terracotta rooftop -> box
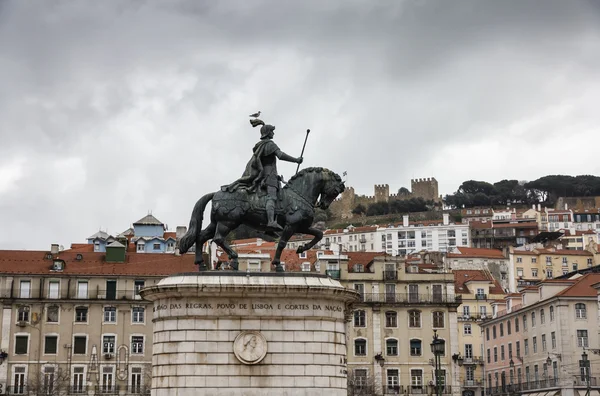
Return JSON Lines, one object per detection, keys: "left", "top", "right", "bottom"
{"left": 555, "top": 274, "right": 600, "bottom": 298}
{"left": 0, "top": 249, "right": 196, "bottom": 276}
{"left": 454, "top": 270, "right": 504, "bottom": 295}
{"left": 447, "top": 247, "right": 505, "bottom": 259}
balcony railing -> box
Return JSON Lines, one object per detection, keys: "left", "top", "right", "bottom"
{"left": 326, "top": 270, "right": 341, "bottom": 279}
{"left": 458, "top": 313, "right": 489, "bottom": 321}
{"left": 475, "top": 294, "right": 487, "bottom": 300}
{"left": 463, "top": 379, "right": 484, "bottom": 387}
{"left": 489, "top": 378, "right": 562, "bottom": 394}
{"left": 384, "top": 270, "right": 398, "bottom": 281}
{"left": 360, "top": 293, "right": 461, "bottom": 304}
{"left": 462, "top": 356, "right": 484, "bottom": 365}
{"left": 383, "top": 385, "right": 403, "bottom": 394}
{"left": 95, "top": 385, "right": 120, "bottom": 394}
{"left": 1, "top": 288, "right": 145, "bottom": 301}
{"left": 574, "top": 376, "right": 598, "bottom": 386}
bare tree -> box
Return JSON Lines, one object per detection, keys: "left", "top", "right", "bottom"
{"left": 27, "top": 365, "right": 70, "bottom": 396}
{"left": 347, "top": 369, "right": 375, "bottom": 396}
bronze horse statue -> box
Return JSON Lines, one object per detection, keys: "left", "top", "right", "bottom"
{"left": 178, "top": 167, "right": 345, "bottom": 272}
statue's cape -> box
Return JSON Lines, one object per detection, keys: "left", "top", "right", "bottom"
{"left": 223, "top": 139, "right": 280, "bottom": 192}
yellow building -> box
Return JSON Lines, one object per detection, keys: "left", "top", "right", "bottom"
{"left": 454, "top": 270, "right": 506, "bottom": 396}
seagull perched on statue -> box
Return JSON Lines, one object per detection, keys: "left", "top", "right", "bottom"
{"left": 249, "top": 111, "right": 261, "bottom": 118}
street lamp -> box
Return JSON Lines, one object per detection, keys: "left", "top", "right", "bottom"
{"left": 431, "top": 330, "right": 446, "bottom": 396}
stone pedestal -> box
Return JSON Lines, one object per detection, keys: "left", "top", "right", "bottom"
{"left": 140, "top": 272, "right": 359, "bottom": 396}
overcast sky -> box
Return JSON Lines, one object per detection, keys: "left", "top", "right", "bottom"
{"left": 1, "top": 0, "right": 600, "bottom": 250}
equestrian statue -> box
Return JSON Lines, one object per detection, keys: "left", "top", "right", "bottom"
{"left": 178, "top": 117, "right": 345, "bottom": 272}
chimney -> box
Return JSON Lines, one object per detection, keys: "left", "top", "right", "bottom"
{"left": 50, "top": 244, "right": 59, "bottom": 254}
{"left": 537, "top": 204, "right": 541, "bottom": 211}
{"left": 443, "top": 213, "right": 449, "bottom": 225}
{"left": 403, "top": 215, "right": 409, "bottom": 227}
{"left": 176, "top": 226, "right": 187, "bottom": 240}
{"left": 532, "top": 204, "right": 535, "bottom": 210}
{"left": 565, "top": 203, "right": 568, "bottom": 210}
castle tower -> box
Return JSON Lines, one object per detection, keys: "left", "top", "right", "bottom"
{"left": 410, "top": 177, "right": 440, "bottom": 202}
{"left": 374, "top": 184, "right": 390, "bottom": 203}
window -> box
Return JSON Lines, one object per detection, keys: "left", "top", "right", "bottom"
{"left": 523, "top": 315, "right": 527, "bottom": 330}
{"left": 48, "top": 281, "right": 59, "bottom": 299}
{"left": 507, "top": 320, "right": 512, "bottom": 335}
{"left": 153, "top": 243, "right": 160, "bottom": 250}
{"left": 546, "top": 268, "right": 553, "bottom": 278}
{"left": 542, "top": 334, "right": 547, "bottom": 351}
{"left": 354, "top": 339, "right": 366, "bottom": 356}
{"left": 501, "top": 345, "right": 505, "bottom": 360}
{"left": 137, "top": 242, "right": 145, "bottom": 252}
{"left": 549, "top": 306, "right": 554, "bottom": 321}
{"left": 410, "top": 339, "right": 422, "bottom": 356}
{"left": 411, "top": 369, "right": 423, "bottom": 387}
{"left": 102, "top": 366, "right": 114, "bottom": 393}
{"left": 487, "top": 348, "right": 490, "bottom": 363}
{"left": 517, "top": 257, "right": 523, "bottom": 263}
{"left": 493, "top": 326, "right": 497, "bottom": 339}
{"left": 73, "top": 336, "right": 87, "bottom": 354}
{"left": 464, "top": 323, "right": 472, "bottom": 335}
{"left": 551, "top": 332, "right": 556, "bottom": 349}
{"left": 387, "top": 369, "right": 399, "bottom": 388}
{"left": 465, "top": 344, "right": 473, "bottom": 358}
{"left": 463, "top": 305, "right": 470, "bottom": 317}
{"left": 515, "top": 317, "right": 519, "bottom": 332}
{"left": 131, "top": 367, "right": 143, "bottom": 394}
{"left": 43, "top": 366, "right": 55, "bottom": 395}
{"left": 77, "top": 281, "right": 88, "bottom": 299}
{"left": 353, "top": 264, "right": 364, "bottom": 272}
{"left": 517, "top": 268, "right": 524, "bottom": 277}
{"left": 104, "top": 307, "right": 116, "bottom": 323}
{"left": 301, "top": 262, "right": 311, "bottom": 272}
{"left": 409, "top": 310, "right": 421, "bottom": 327}
{"left": 131, "top": 336, "right": 144, "bottom": 354}
{"left": 546, "top": 256, "right": 552, "bottom": 264}
{"left": 247, "top": 261, "right": 261, "bottom": 272}
{"left": 524, "top": 339, "right": 529, "bottom": 355}
{"left": 134, "top": 280, "right": 145, "bottom": 296}
{"left": 587, "top": 258, "right": 593, "bottom": 266}
{"left": 17, "top": 306, "right": 30, "bottom": 322}
{"left": 385, "top": 311, "right": 397, "bottom": 328}
{"left": 493, "top": 347, "right": 497, "bottom": 362}
{"left": 532, "top": 268, "right": 538, "bottom": 277}
{"left": 508, "top": 343, "right": 513, "bottom": 359}
{"left": 486, "top": 328, "right": 490, "bottom": 341}
{"left": 386, "top": 339, "right": 398, "bottom": 356}
{"left": 103, "top": 335, "right": 116, "bottom": 354}
{"left": 532, "top": 257, "right": 537, "bottom": 263}
{"left": 44, "top": 335, "right": 58, "bottom": 354}
{"left": 132, "top": 307, "right": 145, "bottom": 323}
{"left": 354, "top": 369, "right": 368, "bottom": 388}
{"left": 533, "top": 336, "right": 537, "bottom": 353}
{"left": 577, "top": 330, "right": 588, "bottom": 347}
{"left": 540, "top": 309, "right": 545, "bottom": 324}
{"left": 575, "top": 303, "right": 587, "bottom": 319}
{"left": 500, "top": 323, "right": 504, "bottom": 337}
{"left": 19, "top": 280, "right": 31, "bottom": 298}
{"left": 531, "top": 312, "right": 536, "bottom": 327}
{"left": 516, "top": 341, "right": 521, "bottom": 358}
{"left": 15, "top": 335, "right": 28, "bottom": 354}
{"left": 75, "top": 306, "right": 88, "bottom": 322}
{"left": 73, "top": 367, "right": 85, "bottom": 394}
{"left": 433, "top": 311, "right": 444, "bottom": 328}
{"left": 13, "top": 366, "right": 26, "bottom": 395}
{"left": 37, "top": 308, "right": 54, "bottom": 327}
{"left": 354, "top": 310, "right": 366, "bottom": 327}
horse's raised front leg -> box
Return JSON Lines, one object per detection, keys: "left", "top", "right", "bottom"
{"left": 194, "top": 222, "right": 217, "bottom": 271}
{"left": 212, "top": 221, "right": 239, "bottom": 270}
{"left": 273, "top": 225, "right": 295, "bottom": 273}
{"left": 296, "top": 226, "right": 324, "bottom": 254}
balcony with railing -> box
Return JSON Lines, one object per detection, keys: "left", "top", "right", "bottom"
{"left": 384, "top": 270, "right": 398, "bottom": 281}
{"left": 360, "top": 293, "right": 461, "bottom": 305}
{"left": 475, "top": 293, "right": 487, "bottom": 300}
{"left": 325, "top": 270, "right": 341, "bottom": 279}
{"left": 462, "top": 356, "right": 484, "bottom": 365}
{"left": 1, "top": 288, "right": 145, "bottom": 301}
{"left": 488, "top": 378, "right": 562, "bottom": 395}
{"left": 458, "top": 313, "right": 489, "bottom": 322}
{"left": 462, "top": 379, "right": 484, "bottom": 388}
{"left": 574, "top": 376, "right": 598, "bottom": 386}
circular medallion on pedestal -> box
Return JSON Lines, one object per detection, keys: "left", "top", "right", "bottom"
{"left": 233, "top": 331, "right": 268, "bottom": 365}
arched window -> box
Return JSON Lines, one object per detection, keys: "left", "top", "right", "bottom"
{"left": 409, "top": 310, "right": 421, "bottom": 328}
{"left": 486, "top": 328, "right": 490, "bottom": 341}
{"left": 410, "top": 339, "right": 422, "bottom": 356}
{"left": 575, "top": 303, "right": 587, "bottom": 319}
{"left": 549, "top": 306, "right": 555, "bottom": 321}
{"left": 540, "top": 309, "right": 545, "bottom": 324}
{"left": 507, "top": 320, "right": 512, "bottom": 335}
{"left": 514, "top": 317, "right": 519, "bottom": 332}
{"left": 386, "top": 339, "right": 398, "bottom": 356}
{"left": 433, "top": 311, "right": 445, "bottom": 328}
{"left": 385, "top": 311, "right": 397, "bottom": 328}
{"left": 492, "top": 325, "right": 497, "bottom": 339}
{"left": 354, "top": 310, "right": 366, "bottom": 327}
{"left": 500, "top": 323, "right": 504, "bottom": 337}
{"left": 354, "top": 338, "right": 367, "bottom": 356}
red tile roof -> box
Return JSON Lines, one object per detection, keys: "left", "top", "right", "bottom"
{"left": 454, "top": 270, "right": 504, "bottom": 295}
{"left": 447, "top": 247, "right": 505, "bottom": 259}
{"left": 163, "top": 232, "right": 176, "bottom": 240}
{"left": 555, "top": 274, "right": 600, "bottom": 298}
{"left": 69, "top": 244, "right": 95, "bottom": 252}
{"left": 0, "top": 250, "right": 197, "bottom": 276}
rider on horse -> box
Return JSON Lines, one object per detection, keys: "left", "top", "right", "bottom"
{"left": 224, "top": 119, "right": 303, "bottom": 231}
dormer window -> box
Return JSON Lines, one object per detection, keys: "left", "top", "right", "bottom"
{"left": 52, "top": 261, "right": 64, "bottom": 271}
{"left": 46, "top": 253, "right": 53, "bottom": 260}
{"left": 153, "top": 243, "right": 161, "bottom": 251}
{"left": 94, "top": 242, "right": 100, "bottom": 251}
{"left": 76, "top": 254, "right": 83, "bottom": 261}
{"left": 299, "top": 251, "right": 307, "bottom": 259}
{"left": 137, "top": 242, "right": 145, "bottom": 252}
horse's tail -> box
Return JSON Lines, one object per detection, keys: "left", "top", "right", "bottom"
{"left": 178, "top": 192, "right": 215, "bottom": 254}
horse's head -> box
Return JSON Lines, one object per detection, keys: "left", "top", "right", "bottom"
{"left": 317, "top": 170, "right": 345, "bottom": 210}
